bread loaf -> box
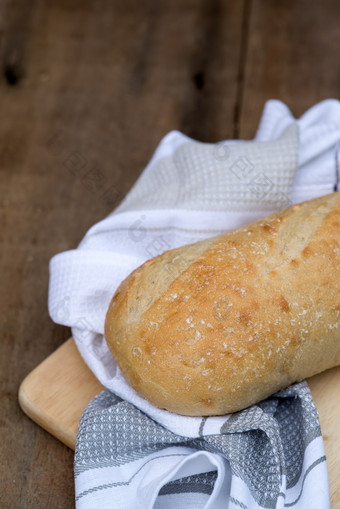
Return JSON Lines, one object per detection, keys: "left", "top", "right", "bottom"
{"left": 105, "top": 192, "right": 340, "bottom": 416}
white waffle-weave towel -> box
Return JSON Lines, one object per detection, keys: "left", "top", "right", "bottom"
{"left": 49, "top": 99, "right": 340, "bottom": 508}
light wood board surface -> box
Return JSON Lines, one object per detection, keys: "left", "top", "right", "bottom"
{"left": 19, "top": 338, "right": 103, "bottom": 450}
{"left": 18, "top": 337, "right": 339, "bottom": 506}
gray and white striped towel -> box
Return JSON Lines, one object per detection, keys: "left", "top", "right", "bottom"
{"left": 75, "top": 383, "right": 328, "bottom": 508}
{"left": 49, "top": 99, "right": 340, "bottom": 508}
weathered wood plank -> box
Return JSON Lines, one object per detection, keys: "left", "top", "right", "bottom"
{"left": 0, "top": 1, "right": 244, "bottom": 506}
{"left": 239, "top": 0, "right": 340, "bottom": 138}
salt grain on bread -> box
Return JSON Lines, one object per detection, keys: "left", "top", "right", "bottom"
{"left": 105, "top": 192, "right": 340, "bottom": 416}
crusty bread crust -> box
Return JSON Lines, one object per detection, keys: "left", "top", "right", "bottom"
{"left": 105, "top": 192, "right": 340, "bottom": 416}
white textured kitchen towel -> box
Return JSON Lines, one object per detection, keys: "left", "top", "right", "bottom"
{"left": 49, "top": 99, "right": 339, "bottom": 508}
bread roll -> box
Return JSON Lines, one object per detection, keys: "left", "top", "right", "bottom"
{"left": 105, "top": 192, "right": 340, "bottom": 416}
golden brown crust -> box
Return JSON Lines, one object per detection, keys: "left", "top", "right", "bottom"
{"left": 105, "top": 192, "right": 340, "bottom": 416}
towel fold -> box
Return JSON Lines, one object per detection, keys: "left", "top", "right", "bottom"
{"left": 49, "top": 99, "right": 340, "bottom": 508}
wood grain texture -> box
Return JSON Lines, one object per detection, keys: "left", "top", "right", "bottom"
{"left": 309, "top": 370, "right": 340, "bottom": 507}
{"left": 239, "top": 0, "right": 340, "bottom": 138}
{"left": 0, "top": 1, "right": 244, "bottom": 507}
{"left": 18, "top": 339, "right": 103, "bottom": 451}
{"left": 1, "top": 0, "right": 340, "bottom": 507}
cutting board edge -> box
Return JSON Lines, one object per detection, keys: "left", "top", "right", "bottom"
{"left": 19, "top": 374, "right": 77, "bottom": 450}
{"left": 17, "top": 338, "right": 340, "bottom": 506}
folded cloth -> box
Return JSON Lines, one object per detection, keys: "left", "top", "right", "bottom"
{"left": 74, "top": 383, "right": 328, "bottom": 509}
{"left": 48, "top": 99, "right": 340, "bottom": 508}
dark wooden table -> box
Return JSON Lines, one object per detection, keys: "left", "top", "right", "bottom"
{"left": 1, "top": 1, "right": 339, "bottom": 506}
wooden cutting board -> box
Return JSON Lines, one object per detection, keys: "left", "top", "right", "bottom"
{"left": 18, "top": 338, "right": 340, "bottom": 506}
